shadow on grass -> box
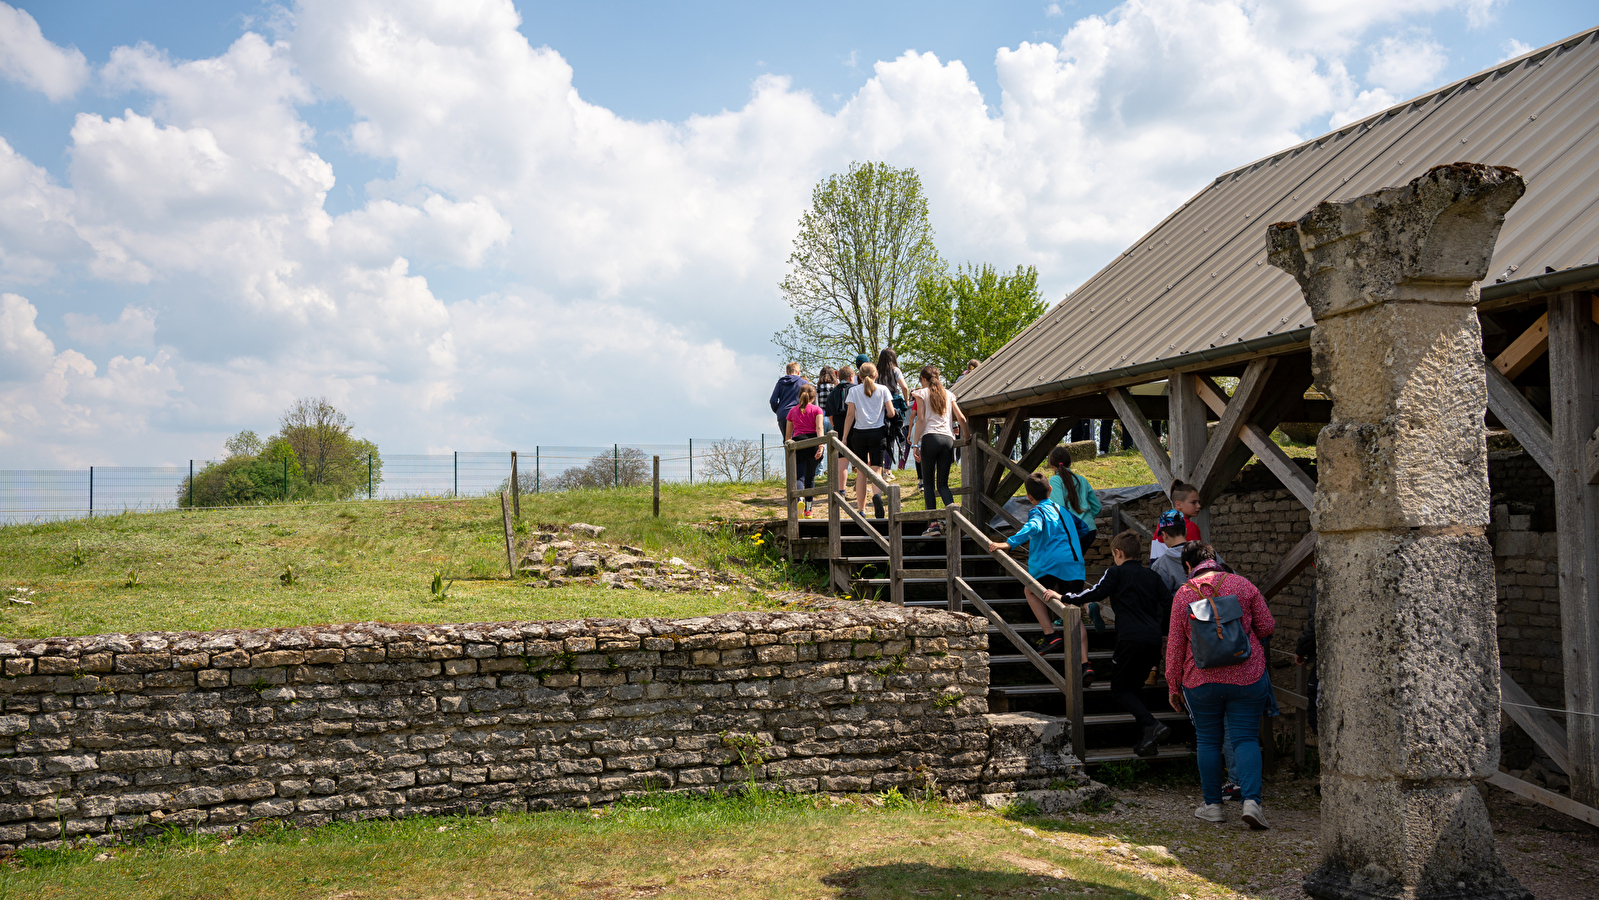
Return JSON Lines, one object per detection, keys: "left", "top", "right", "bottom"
{"left": 822, "top": 861, "right": 1163, "bottom": 898}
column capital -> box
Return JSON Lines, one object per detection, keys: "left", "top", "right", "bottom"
{"left": 1268, "top": 163, "right": 1525, "bottom": 320}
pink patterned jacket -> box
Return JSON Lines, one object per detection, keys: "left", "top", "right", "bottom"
{"left": 1164, "top": 561, "right": 1275, "bottom": 691}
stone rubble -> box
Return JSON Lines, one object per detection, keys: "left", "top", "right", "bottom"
{"left": 516, "top": 526, "right": 757, "bottom": 595}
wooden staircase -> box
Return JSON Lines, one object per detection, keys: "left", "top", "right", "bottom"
{"left": 782, "top": 435, "right": 1193, "bottom": 767}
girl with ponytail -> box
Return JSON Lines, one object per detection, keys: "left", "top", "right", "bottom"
{"left": 841, "top": 362, "right": 896, "bottom": 518}
{"left": 910, "top": 366, "right": 966, "bottom": 525}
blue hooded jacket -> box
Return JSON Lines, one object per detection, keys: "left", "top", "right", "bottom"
{"left": 1006, "top": 499, "right": 1087, "bottom": 583}
{"left": 769, "top": 374, "right": 807, "bottom": 418}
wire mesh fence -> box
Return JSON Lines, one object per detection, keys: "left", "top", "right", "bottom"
{"left": 0, "top": 436, "right": 790, "bottom": 526}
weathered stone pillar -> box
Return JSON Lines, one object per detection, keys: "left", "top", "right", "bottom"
{"left": 1267, "top": 164, "right": 1530, "bottom": 900}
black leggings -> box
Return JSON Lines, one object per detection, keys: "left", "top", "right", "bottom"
{"left": 920, "top": 433, "right": 956, "bottom": 509}
{"left": 792, "top": 444, "right": 817, "bottom": 494}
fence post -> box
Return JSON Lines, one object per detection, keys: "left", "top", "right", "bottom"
{"left": 614, "top": 444, "right": 620, "bottom": 488}
{"left": 535, "top": 446, "right": 540, "bottom": 493}
{"left": 688, "top": 439, "right": 693, "bottom": 484}
{"left": 500, "top": 491, "right": 517, "bottom": 579}
{"left": 761, "top": 434, "right": 766, "bottom": 481}
{"left": 88, "top": 466, "right": 94, "bottom": 518}
{"left": 510, "top": 451, "right": 520, "bottom": 519}
{"left": 653, "top": 456, "right": 660, "bottom": 517}
{"left": 189, "top": 460, "right": 194, "bottom": 509}
{"left": 368, "top": 454, "right": 374, "bottom": 500}
{"left": 453, "top": 451, "right": 458, "bottom": 498}
{"left": 283, "top": 458, "right": 288, "bottom": 501}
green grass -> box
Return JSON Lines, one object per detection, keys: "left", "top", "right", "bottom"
{"left": 0, "top": 791, "right": 1229, "bottom": 900}
{"left": 0, "top": 481, "right": 809, "bottom": 640}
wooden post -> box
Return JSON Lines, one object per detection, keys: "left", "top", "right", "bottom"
{"left": 1548, "top": 290, "right": 1599, "bottom": 808}
{"left": 510, "top": 451, "right": 520, "bottom": 520}
{"left": 1062, "top": 605, "right": 1085, "bottom": 762}
{"left": 946, "top": 504, "right": 962, "bottom": 612}
{"left": 652, "top": 455, "right": 660, "bottom": 517}
{"left": 1168, "top": 373, "right": 1212, "bottom": 539}
{"left": 888, "top": 484, "right": 904, "bottom": 606}
{"left": 963, "top": 417, "right": 987, "bottom": 512}
{"left": 784, "top": 438, "right": 798, "bottom": 543}
{"left": 827, "top": 434, "right": 844, "bottom": 593}
{"left": 500, "top": 491, "right": 517, "bottom": 579}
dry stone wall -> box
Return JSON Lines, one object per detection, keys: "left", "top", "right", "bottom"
{"left": 0, "top": 608, "right": 990, "bottom": 851}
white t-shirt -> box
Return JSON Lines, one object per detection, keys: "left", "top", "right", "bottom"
{"left": 913, "top": 387, "right": 955, "bottom": 439}
{"left": 847, "top": 382, "right": 892, "bottom": 430}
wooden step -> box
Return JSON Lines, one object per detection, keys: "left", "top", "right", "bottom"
{"left": 1083, "top": 744, "right": 1194, "bottom": 764}
{"left": 1081, "top": 711, "right": 1189, "bottom": 726}
{"left": 988, "top": 680, "right": 1167, "bottom": 696}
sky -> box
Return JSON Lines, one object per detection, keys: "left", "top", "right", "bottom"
{"left": 0, "top": 0, "right": 1593, "bottom": 467}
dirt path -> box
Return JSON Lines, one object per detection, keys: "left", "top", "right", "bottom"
{"left": 1024, "top": 777, "right": 1598, "bottom": 899}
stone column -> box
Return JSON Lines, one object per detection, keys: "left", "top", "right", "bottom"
{"left": 1267, "top": 164, "right": 1530, "bottom": 900}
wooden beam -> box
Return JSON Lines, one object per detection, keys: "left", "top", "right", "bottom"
{"left": 1238, "top": 422, "right": 1316, "bottom": 510}
{"left": 1486, "top": 772, "right": 1599, "bottom": 829}
{"left": 1260, "top": 530, "right": 1317, "bottom": 600}
{"left": 1587, "top": 426, "right": 1599, "bottom": 485}
{"left": 990, "top": 417, "right": 1077, "bottom": 503}
{"left": 1191, "top": 359, "right": 1277, "bottom": 502}
{"left": 1547, "top": 291, "right": 1599, "bottom": 808}
{"left": 1118, "top": 509, "right": 1152, "bottom": 541}
{"left": 986, "top": 414, "right": 1027, "bottom": 496}
{"left": 1106, "top": 386, "right": 1173, "bottom": 492}
{"left": 1197, "top": 364, "right": 1315, "bottom": 504}
{"left": 1500, "top": 669, "right": 1570, "bottom": 776}
{"left": 1492, "top": 312, "right": 1549, "bottom": 379}
{"left": 1167, "top": 373, "right": 1209, "bottom": 483}
{"left": 1486, "top": 363, "right": 1556, "bottom": 477}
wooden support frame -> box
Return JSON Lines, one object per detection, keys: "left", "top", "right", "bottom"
{"left": 1486, "top": 364, "right": 1555, "bottom": 477}
{"left": 1589, "top": 426, "right": 1599, "bottom": 484}
{"left": 1259, "top": 530, "right": 1317, "bottom": 600}
{"left": 989, "top": 417, "right": 1078, "bottom": 504}
{"left": 1193, "top": 372, "right": 1316, "bottom": 510}
{"left": 1106, "top": 386, "right": 1174, "bottom": 491}
{"left": 986, "top": 414, "right": 1027, "bottom": 496}
{"left": 1167, "top": 373, "right": 1209, "bottom": 482}
{"left": 1487, "top": 772, "right": 1599, "bottom": 828}
{"left": 1191, "top": 359, "right": 1277, "bottom": 501}
{"left": 1547, "top": 291, "right": 1599, "bottom": 807}
{"left": 1493, "top": 311, "right": 1549, "bottom": 379}
{"left": 1500, "top": 669, "right": 1570, "bottom": 776}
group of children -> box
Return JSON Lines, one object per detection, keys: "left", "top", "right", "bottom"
{"left": 990, "top": 454, "right": 1214, "bottom": 761}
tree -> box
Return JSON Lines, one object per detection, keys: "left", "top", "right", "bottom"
{"left": 896, "top": 264, "right": 1050, "bottom": 381}
{"left": 177, "top": 399, "right": 383, "bottom": 507}
{"left": 774, "top": 161, "right": 941, "bottom": 369}
{"left": 279, "top": 397, "right": 352, "bottom": 486}
{"left": 699, "top": 439, "right": 767, "bottom": 484}
{"left": 542, "top": 448, "right": 651, "bottom": 492}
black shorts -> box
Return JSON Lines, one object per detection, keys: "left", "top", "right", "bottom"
{"left": 847, "top": 426, "right": 888, "bottom": 467}
{"left": 1037, "top": 575, "right": 1086, "bottom": 596}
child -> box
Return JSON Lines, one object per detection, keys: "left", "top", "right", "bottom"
{"left": 1150, "top": 480, "right": 1204, "bottom": 561}
{"left": 1151, "top": 511, "right": 1190, "bottom": 593}
{"left": 1049, "top": 530, "right": 1176, "bottom": 758}
{"left": 988, "top": 473, "right": 1089, "bottom": 668}
{"left": 1048, "top": 445, "right": 1103, "bottom": 551}
{"left": 784, "top": 385, "right": 825, "bottom": 517}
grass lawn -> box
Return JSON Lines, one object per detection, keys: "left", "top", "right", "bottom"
{"left": 3, "top": 791, "right": 1245, "bottom": 900}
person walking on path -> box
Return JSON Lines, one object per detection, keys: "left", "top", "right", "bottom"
{"left": 876, "top": 349, "right": 913, "bottom": 472}
{"left": 769, "top": 362, "right": 809, "bottom": 439}
{"left": 1166, "top": 541, "right": 1275, "bottom": 830}
{"left": 840, "top": 362, "right": 896, "bottom": 519}
{"left": 910, "top": 365, "right": 966, "bottom": 523}
{"left": 829, "top": 365, "right": 857, "bottom": 488}
{"left": 785, "top": 385, "right": 825, "bottom": 517}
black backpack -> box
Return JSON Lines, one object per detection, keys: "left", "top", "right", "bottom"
{"left": 827, "top": 382, "right": 852, "bottom": 421}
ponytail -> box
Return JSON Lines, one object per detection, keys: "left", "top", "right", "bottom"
{"left": 921, "top": 366, "right": 947, "bottom": 416}
{"left": 859, "top": 363, "right": 878, "bottom": 397}
{"left": 1048, "top": 445, "right": 1082, "bottom": 512}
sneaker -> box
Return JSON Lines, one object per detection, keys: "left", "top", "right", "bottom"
{"left": 1035, "top": 633, "right": 1064, "bottom": 653}
{"left": 1193, "top": 803, "right": 1225, "bottom": 823}
{"left": 1080, "top": 662, "right": 1097, "bottom": 687}
{"left": 1242, "top": 799, "right": 1270, "bottom": 830}
{"left": 1132, "top": 722, "right": 1171, "bottom": 758}
{"left": 1221, "top": 782, "right": 1243, "bottom": 803}
{"left": 873, "top": 495, "right": 885, "bottom": 519}
{"left": 924, "top": 520, "right": 943, "bottom": 537}
{"left": 1086, "top": 602, "right": 1106, "bottom": 633}
{"left": 1145, "top": 667, "right": 1160, "bottom": 686}
{"left": 801, "top": 506, "right": 812, "bottom": 518}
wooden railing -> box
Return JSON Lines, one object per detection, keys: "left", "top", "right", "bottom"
{"left": 783, "top": 432, "right": 900, "bottom": 597}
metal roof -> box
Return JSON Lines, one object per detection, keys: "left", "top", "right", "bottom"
{"left": 957, "top": 26, "right": 1599, "bottom": 414}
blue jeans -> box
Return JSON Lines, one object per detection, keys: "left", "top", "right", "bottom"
{"left": 1184, "top": 677, "right": 1270, "bottom": 805}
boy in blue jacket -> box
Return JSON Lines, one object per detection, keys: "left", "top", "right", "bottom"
{"left": 989, "top": 473, "right": 1091, "bottom": 674}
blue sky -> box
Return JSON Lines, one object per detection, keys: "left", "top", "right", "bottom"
{"left": 0, "top": 0, "right": 1593, "bottom": 466}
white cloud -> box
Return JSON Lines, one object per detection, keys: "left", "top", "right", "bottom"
{"left": 63, "top": 305, "right": 158, "bottom": 346}
{"left": 1500, "top": 38, "right": 1534, "bottom": 61}
{"left": 0, "top": 2, "right": 89, "bottom": 100}
{"left": 0, "top": 0, "right": 1518, "bottom": 465}
{"left": 1366, "top": 34, "right": 1449, "bottom": 95}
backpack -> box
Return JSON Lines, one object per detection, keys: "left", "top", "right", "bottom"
{"left": 827, "top": 382, "right": 852, "bottom": 421}
{"left": 1183, "top": 577, "right": 1252, "bottom": 668}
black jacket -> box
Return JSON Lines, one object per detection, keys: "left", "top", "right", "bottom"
{"left": 1069, "top": 560, "right": 1174, "bottom": 647}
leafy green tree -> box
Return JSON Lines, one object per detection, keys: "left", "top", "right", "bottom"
{"left": 774, "top": 161, "right": 941, "bottom": 369}
{"left": 897, "top": 263, "right": 1049, "bottom": 381}
{"left": 178, "top": 401, "right": 383, "bottom": 507}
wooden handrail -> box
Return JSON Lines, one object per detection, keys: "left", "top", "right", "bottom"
{"left": 956, "top": 576, "right": 1072, "bottom": 695}
{"left": 974, "top": 490, "right": 1025, "bottom": 531}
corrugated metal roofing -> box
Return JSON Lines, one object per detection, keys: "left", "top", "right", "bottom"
{"left": 957, "top": 26, "right": 1599, "bottom": 413}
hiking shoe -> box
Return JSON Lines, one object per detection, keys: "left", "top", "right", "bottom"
{"left": 1221, "top": 782, "right": 1243, "bottom": 803}
{"left": 1193, "top": 803, "right": 1225, "bottom": 823}
{"left": 1132, "top": 723, "right": 1171, "bottom": 758}
{"left": 1086, "top": 602, "right": 1106, "bottom": 633}
{"left": 1242, "top": 800, "right": 1270, "bottom": 830}
{"left": 1035, "top": 633, "right": 1063, "bottom": 653}
{"left": 924, "top": 520, "right": 943, "bottom": 537}
{"left": 873, "top": 496, "right": 885, "bottom": 519}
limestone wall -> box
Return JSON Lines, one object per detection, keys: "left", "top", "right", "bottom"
{"left": 0, "top": 608, "right": 990, "bottom": 851}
